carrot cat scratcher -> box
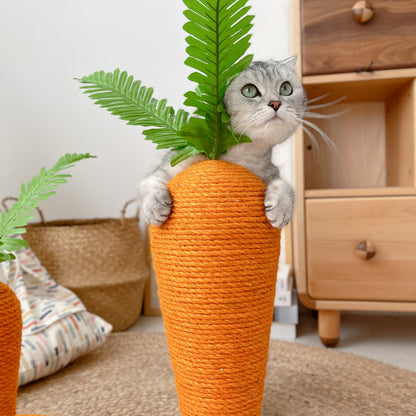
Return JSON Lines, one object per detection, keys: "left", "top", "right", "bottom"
{"left": 0, "top": 282, "right": 49, "bottom": 416}
{"left": 0, "top": 154, "right": 93, "bottom": 415}
{"left": 150, "top": 160, "right": 281, "bottom": 416}
{"left": 79, "top": 1, "right": 284, "bottom": 414}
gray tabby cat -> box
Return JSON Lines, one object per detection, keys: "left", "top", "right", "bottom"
{"left": 139, "top": 57, "right": 306, "bottom": 228}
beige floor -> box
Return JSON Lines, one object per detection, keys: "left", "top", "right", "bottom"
{"left": 128, "top": 312, "right": 416, "bottom": 373}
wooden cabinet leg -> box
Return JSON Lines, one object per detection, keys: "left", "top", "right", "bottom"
{"left": 318, "top": 310, "right": 340, "bottom": 347}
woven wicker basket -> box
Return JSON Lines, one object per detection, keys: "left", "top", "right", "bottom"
{"left": 21, "top": 200, "right": 150, "bottom": 332}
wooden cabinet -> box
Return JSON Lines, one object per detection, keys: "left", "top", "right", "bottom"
{"left": 306, "top": 196, "right": 416, "bottom": 302}
{"left": 301, "top": 0, "right": 416, "bottom": 75}
{"left": 291, "top": 0, "right": 416, "bottom": 346}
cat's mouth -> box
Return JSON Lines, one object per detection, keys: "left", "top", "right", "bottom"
{"left": 265, "top": 112, "right": 282, "bottom": 123}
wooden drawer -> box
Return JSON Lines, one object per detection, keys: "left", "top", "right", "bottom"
{"left": 306, "top": 196, "right": 416, "bottom": 301}
{"left": 301, "top": 0, "right": 416, "bottom": 75}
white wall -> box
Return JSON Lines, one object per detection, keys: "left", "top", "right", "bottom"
{"left": 0, "top": 0, "right": 291, "bottom": 220}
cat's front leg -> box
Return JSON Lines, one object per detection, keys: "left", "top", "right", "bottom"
{"left": 138, "top": 152, "right": 175, "bottom": 226}
{"left": 264, "top": 178, "right": 295, "bottom": 228}
{"left": 139, "top": 152, "right": 206, "bottom": 225}
{"left": 139, "top": 176, "right": 172, "bottom": 226}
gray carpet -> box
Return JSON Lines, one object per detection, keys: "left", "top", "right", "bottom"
{"left": 17, "top": 332, "right": 416, "bottom": 416}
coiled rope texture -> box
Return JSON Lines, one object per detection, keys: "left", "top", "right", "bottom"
{"left": 150, "top": 160, "right": 281, "bottom": 416}
{"left": 0, "top": 282, "right": 49, "bottom": 416}
{"left": 0, "top": 282, "right": 22, "bottom": 416}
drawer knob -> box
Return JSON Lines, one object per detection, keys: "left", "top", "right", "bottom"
{"left": 355, "top": 241, "right": 376, "bottom": 259}
{"left": 352, "top": 1, "right": 374, "bottom": 23}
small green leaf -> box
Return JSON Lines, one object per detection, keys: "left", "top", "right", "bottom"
{"left": 185, "top": 36, "right": 214, "bottom": 54}
{"left": 0, "top": 237, "right": 28, "bottom": 251}
{"left": 239, "top": 134, "right": 252, "bottom": 144}
{"left": 170, "top": 146, "right": 201, "bottom": 167}
{"left": 183, "top": 0, "right": 211, "bottom": 17}
{"left": 183, "top": 22, "right": 215, "bottom": 44}
{"left": 183, "top": 10, "right": 215, "bottom": 31}
{"left": 0, "top": 252, "right": 16, "bottom": 262}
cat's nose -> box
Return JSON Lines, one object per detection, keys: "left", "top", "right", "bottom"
{"left": 268, "top": 101, "right": 281, "bottom": 111}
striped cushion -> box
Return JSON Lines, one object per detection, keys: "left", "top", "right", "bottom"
{"left": 0, "top": 245, "right": 112, "bottom": 386}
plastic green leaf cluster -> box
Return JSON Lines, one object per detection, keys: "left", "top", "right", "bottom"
{"left": 78, "top": 0, "right": 254, "bottom": 166}
{"left": 0, "top": 153, "right": 95, "bottom": 262}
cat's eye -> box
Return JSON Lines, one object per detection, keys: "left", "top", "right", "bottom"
{"left": 241, "top": 84, "right": 260, "bottom": 98}
{"left": 279, "top": 81, "right": 293, "bottom": 96}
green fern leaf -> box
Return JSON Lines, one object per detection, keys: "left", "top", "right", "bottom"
{"left": 78, "top": 0, "right": 254, "bottom": 165}
{"left": 0, "top": 153, "right": 94, "bottom": 262}
{"left": 182, "top": 0, "right": 254, "bottom": 158}
{"left": 78, "top": 70, "right": 190, "bottom": 151}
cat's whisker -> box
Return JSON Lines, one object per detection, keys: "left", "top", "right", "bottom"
{"left": 304, "top": 108, "right": 349, "bottom": 119}
{"left": 301, "top": 118, "right": 340, "bottom": 155}
{"left": 306, "top": 93, "right": 330, "bottom": 104}
{"left": 301, "top": 124, "right": 321, "bottom": 159}
{"left": 306, "top": 96, "right": 346, "bottom": 110}
{"left": 290, "top": 110, "right": 339, "bottom": 157}
{"left": 233, "top": 114, "right": 259, "bottom": 140}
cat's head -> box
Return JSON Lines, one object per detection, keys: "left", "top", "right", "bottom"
{"left": 224, "top": 57, "right": 306, "bottom": 146}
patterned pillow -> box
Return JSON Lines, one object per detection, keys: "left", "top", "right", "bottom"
{"left": 0, "top": 245, "right": 112, "bottom": 386}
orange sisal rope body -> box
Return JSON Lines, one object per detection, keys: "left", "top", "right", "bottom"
{"left": 0, "top": 282, "right": 50, "bottom": 416}
{"left": 0, "top": 282, "right": 23, "bottom": 416}
{"left": 150, "top": 160, "right": 281, "bottom": 416}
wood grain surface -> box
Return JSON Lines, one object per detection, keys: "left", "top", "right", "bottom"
{"left": 306, "top": 196, "right": 416, "bottom": 302}
{"left": 301, "top": 0, "right": 416, "bottom": 75}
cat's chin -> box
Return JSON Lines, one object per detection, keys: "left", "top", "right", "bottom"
{"left": 263, "top": 114, "right": 285, "bottom": 130}
{"left": 247, "top": 117, "right": 296, "bottom": 146}
{"left": 265, "top": 114, "right": 282, "bottom": 123}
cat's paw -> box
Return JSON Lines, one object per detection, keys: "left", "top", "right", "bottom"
{"left": 141, "top": 187, "right": 172, "bottom": 226}
{"left": 264, "top": 179, "right": 295, "bottom": 228}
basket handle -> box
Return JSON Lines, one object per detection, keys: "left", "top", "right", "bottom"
{"left": 120, "top": 198, "right": 140, "bottom": 226}
{"left": 1, "top": 197, "right": 46, "bottom": 224}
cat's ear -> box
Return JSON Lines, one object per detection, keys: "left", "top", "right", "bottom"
{"left": 280, "top": 56, "right": 298, "bottom": 72}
